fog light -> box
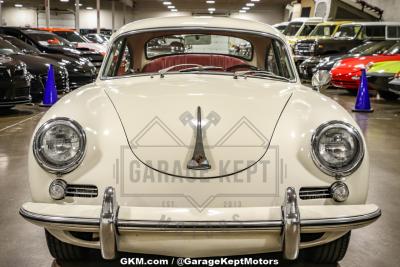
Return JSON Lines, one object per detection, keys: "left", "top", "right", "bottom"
{"left": 49, "top": 179, "right": 67, "bottom": 200}
{"left": 330, "top": 182, "right": 349, "bottom": 202}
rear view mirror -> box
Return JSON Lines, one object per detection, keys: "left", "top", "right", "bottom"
{"left": 312, "top": 70, "right": 331, "bottom": 92}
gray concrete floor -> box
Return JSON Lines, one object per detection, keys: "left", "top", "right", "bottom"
{"left": 0, "top": 89, "right": 399, "bottom": 267}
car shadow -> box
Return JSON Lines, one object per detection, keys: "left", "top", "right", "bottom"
{"left": 52, "top": 251, "right": 340, "bottom": 267}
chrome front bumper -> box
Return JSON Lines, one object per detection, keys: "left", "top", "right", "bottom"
{"left": 20, "top": 187, "right": 381, "bottom": 260}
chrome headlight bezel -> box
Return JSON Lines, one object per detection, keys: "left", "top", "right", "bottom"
{"left": 33, "top": 118, "right": 86, "bottom": 174}
{"left": 311, "top": 121, "right": 364, "bottom": 178}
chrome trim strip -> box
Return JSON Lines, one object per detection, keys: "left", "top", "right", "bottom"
{"left": 19, "top": 207, "right": 381, "bottom": 230}
{"left": 100, "top": 187, "right": 118, "bottom": 260}
{"left": 281, "top": 187, "right": 300, "bottom": 260}
{"left": 187, "top": 106, "right": 211, "bottom": 170}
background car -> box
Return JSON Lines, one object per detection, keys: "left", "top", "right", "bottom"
{"left": 300, "top": 40, "right": 397, "bottom": 80}
{"left": 272, "top": 22, "right": 289, "bottom": 33}
{"left": 0, "top": 27, "right": 104, "bottom": 70}
{"left": 84, "top": 33, "right": 110, "bottom": 45}
{"left": 367, "top": 60, "right": 400, "bottom": 100}
{"left": 1, "top": 34, "right": 97, "bottom": 90}
{"left": 283, "top": 17, "right": 323, "bottom": 48}
{"left": 0, "top": 56, "right": 31, "bottom": 108}
{"left": 330, "top": 41, "right": 400, "bottom": 91}
{"left": 39, "top": 28, "right": 107, "bottom": 55}
{"left": 0, "top": 37, "right": 68, "bottom": 102}
{"left": 388, "top": 72, "right": 400, "bottom": 95}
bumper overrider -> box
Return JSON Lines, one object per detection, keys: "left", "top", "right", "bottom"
{"left": 19, "top": 187, "right": 381, "bottom": 260}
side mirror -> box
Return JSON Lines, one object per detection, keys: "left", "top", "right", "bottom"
{"left": 311, "top": 70, "right": 331, "bottom": 92}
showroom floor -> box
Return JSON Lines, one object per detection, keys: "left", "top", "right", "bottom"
{"left": 0, "top": 89, "right": 399, "bottom": 267}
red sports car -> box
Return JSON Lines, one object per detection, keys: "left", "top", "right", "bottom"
{"left": 330, "top": 42, "right": 400, "bottom": 90}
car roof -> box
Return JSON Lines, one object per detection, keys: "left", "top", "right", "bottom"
{"left": 38, "top": 28, "right": 76, "bottom": 32}
{"left": 341, "top": 22, "right": 400, "bottom": 26}
{"left": 289, "top": 17, "right": 324, "bottom": 23}
{"left": 115, "top": 16, "right": 283, "bottom": 38}
{"left": 317, "top": 21, "right": 352, "bottom": 26}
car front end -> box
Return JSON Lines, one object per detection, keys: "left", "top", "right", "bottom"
{"left": 19, "top": 17, "right": 380, "bottom": 263}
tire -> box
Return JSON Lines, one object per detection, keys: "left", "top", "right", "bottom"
{"left": 379, "top": 90, "right": 399, "bottom": 100}
{"left": 304, "top": 231, "right": 351, "bottom": 264}
{"left": 45, "top": 230, "right": 87, "bottom": 261}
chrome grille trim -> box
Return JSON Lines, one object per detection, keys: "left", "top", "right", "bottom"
{"left": 65, "top": 184, "right": 98, "bottom": 198}
{"left": 299, "top": 187, "right": 332, "bottom": 200}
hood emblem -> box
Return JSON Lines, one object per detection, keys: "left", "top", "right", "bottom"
{"left": 187, "top": 106, "right": 211, "bottom": 170}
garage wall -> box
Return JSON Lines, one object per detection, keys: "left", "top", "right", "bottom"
{"left": 364, "top": 0, "right": 399, "bottom": 21}
{"left": 1, "top": 6, "right": 134, "bottom": 29}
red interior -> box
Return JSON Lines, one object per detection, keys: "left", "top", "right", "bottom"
{"left": 142, "top": 54, "right": 247, "bottom": 73}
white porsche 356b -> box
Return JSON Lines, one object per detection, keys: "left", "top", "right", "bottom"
{"left": 20, "top": 17, "right": 380, "bottom": 264}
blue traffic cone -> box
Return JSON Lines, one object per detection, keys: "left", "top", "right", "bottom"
{"left": 40, "top": 64, "right": 58, "bottom": 107}
{"left": 352, "top": 68, "right": 373, "bottom": 112}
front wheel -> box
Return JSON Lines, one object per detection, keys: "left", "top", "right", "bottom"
{"left": 45, "top": 230, "right": 88, "bottom": 261}
{"left": 303, "top": 231, "right": 351, "bottom": 264}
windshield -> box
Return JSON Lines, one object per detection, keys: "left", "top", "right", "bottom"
{"left": 27, "top": 32, "right": 73, "bottom": 47}
{"left": 0, "top": 38, "right": 21, "bottom": 55}
{"left": 283, "top": 22, "right": 302, "bottom": 36}
{"left": 310, "top": 25, "right": 337, "bottom": 37}
{"left": 386, "top": 42, "right": 400, "bottom": 55}
{"left": 334, "top": 25, "right": 361, "bottom": 38}
{"left": 146, "top": 34, "right": 252, "bottom": 60}
{"left": 103, "top": 31, "right": 296, "bottom": 82}
{"left": 86, "top": 34, "right": 109, "bottom": 44}
{"left": 298, "top": 24, "right": 317, "bottom": 36}
{"left": 55, "top": 31, "right": 88, "bottom": 43}
{"left": 2, "top": 36, "right": 41, "bottom": 54}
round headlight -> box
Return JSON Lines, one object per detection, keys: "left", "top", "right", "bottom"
{"left": 311, "top": 121, "right": 364, "bottom": 178}
{"left": 33, "top": 118, "right": 86, "bottom": 174}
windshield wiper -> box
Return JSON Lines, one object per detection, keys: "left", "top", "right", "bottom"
{"left": 233, "top": 70, "right": 291, "bottom": 82}
{"left": 158, "top": 64, "right": 203, "bottom": 78}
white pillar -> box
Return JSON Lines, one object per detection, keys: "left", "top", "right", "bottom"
{"left": 75, "top": 0, "right": 80, "bottom": 32}
{"left": 112, "top": 1, "right": 115, "bottom": 32}
{"left": 96, "top": 0, "right": 100, "bottom": 34}
{"left": 45, "top": 0, "right": 50, "bottom": 28}
{"left": 0, "top": 2, "right": 2, "bottom": 27}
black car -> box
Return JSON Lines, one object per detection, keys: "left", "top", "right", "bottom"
{"left": 1, "top": 35, "right": 97, "bottom": 90}
{"left": 0, "top": 37, "right": 69, "bottom": 102}
{"left": 0, "top": 56, "right": 31, "bottom": 108}
{"left": 299, "top": 40, "right": 397, "bottom": 81}
{"left": 0, "top": 27, "right": 104, "bottom": 69}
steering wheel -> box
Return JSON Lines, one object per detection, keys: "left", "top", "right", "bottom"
{"left": 226, "top": 64, "right": 258, "bottom": 72}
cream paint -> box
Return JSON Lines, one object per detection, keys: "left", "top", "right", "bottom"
{"left": 23, "top": 17, "right": 379, "bottom": 255}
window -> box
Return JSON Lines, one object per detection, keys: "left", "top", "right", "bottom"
{"left": 145, "top": 34, "right": 253, "bottom": 60}
{"left": 387, "top": 26, "right": 400, "bottom": 39}
{"left": 103, "top": 38, "right": 133, "bottom": 77}
{"left": 364, "top": 26, "right": 386, "bottom": 39}
{"left": 334, "top": 25, "right": 361, "bottom": 38}
{"left": 299, "top": 24, "right": 317, "bottom": 36}
{"left": 310, "top": 25, "right": 337, "bottom": 37}
{"left": 301, "top": 7, "right": 311, "bottom": 17}
{"left": 283, "top": 22, "right": 303, "bottom": 36}
{"left": 266, "top": 40, "right": 295, "bottom": 79}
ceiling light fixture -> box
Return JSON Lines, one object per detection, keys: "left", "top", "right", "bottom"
{"left": 206, "top": 1, "right": 215, "bottom": 3}
{"left": 242, "top": 7, "right": 250, "bottom": 10}
{"left": 171, "top": 9, "right": 178, "bottom": 12}
{"left": 86, "top": 7, "right": 93, "bottom": 10}
{"left": 208, "top": 8, "right": 216, "bottom": 12}
{"left": 163, "top": 1, "right": 172, "bottom": 5}
{"left": 14, "top": 4, "right": 23, "bottom": 8}
{"left": 239, "top": 10, "right": 247, "bottom": 13}
{"left": 246, "top": 3, "right": 255, "bottom": 7}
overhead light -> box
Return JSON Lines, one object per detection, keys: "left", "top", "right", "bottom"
{"left": 246, "top": 3, "right": 255, "bottom": 7}
{"left": 242, "top": 7, "right": 250, "bottom": 10}
{"left": 206, "top": 0, "right": 215, "bottom": 3}
{"left": 14, "top": 4, "right": 23, "bottom": 8}
{"left": 251, "top": 0, "right": 260, "bottom": 2}
{"left": 60, "top": 0, "right": 70, "bottom": 2}
{"left": 74, "top": 3, "right": 83, "bottom": 6}
{"left": 163, "top": 1, "right": 172, "bottom": 5}
{"left": 239, "top": 10, "right": 247, "bottom": 13}
{"left": 168, "top": 6, "right": 175, "bottom": 9}
{"left": 86, "top": 7, "right": 94, "bottom": 10}
{"left": 171, "top": 9, "right": 178, "bottom": 12}
{"left": 208, "top": 8, "right": 216, "bottom": 12}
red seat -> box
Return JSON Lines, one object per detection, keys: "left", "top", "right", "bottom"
{"left": 142, "top": 54, "right": 247, "bottom": 73}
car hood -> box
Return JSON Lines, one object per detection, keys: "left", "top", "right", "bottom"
{"left": 76, "top": 42, "right": 107, "bottom": 54}
{"left": 334, "top": 55, "right": 400, "bottom": 70}
{"left": 39, "top": 53, "right": 95, "bottom": 74}
{"left": 367, "top": 61, "right": 400, "bottom": 74}
{"left": 10, "top": 54, "right": 60, "bottom": 74}
{"left": 104, "top": 74, "right": 293, "bottom": 178}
